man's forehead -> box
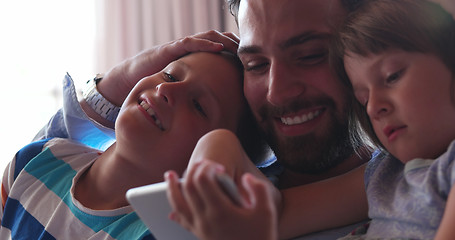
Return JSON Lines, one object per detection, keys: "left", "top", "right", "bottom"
{"left": 238, "top": 0, "right": 343, "bottom": 53}
{"left": 238, "top": 0, "right": 345, "bottom": 37}
{"left": 238, "top": 0, "right": 344, "bottom": 21}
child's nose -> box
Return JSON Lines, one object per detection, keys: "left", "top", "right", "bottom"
{"left": 155, "top": 83, "right": 172, "bottom": 105}
{"left": 155, "top": 82, "right": 188, "bottom": 106}
{"left": 367, "top": 92, "right": 392, "bottom": 119}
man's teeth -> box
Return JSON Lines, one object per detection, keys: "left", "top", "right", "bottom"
{"left": 281, "top": 110, "right": 321, "bottom": 125}
{"left": 140, "top": 100, "right": 164, "bottom": 130}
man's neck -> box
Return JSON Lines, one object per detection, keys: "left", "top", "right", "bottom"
{"left": 277, "top": 149, "right": 370, "bottom": 189}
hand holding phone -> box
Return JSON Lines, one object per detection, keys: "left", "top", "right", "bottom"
{"left": 215, "top": 173, "right": 243, "bottom": 207}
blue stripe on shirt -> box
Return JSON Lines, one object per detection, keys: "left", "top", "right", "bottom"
{"left": 24, "top": 148, "right": 76, "bottom": 198}
{"left": 103, "top": 212, "right": 155, "bottom": 240}
{"left": 2, "top": 197, "right": 56, "bottom": 240}
{"left": 13, "top": 138, "right": 50, "bottom": 180}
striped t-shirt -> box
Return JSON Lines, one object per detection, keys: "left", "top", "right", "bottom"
{"left": 0, "top": 138, "right": 154, "bottom": 240}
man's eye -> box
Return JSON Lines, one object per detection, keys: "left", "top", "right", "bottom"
{"left": 164, "top": 72, "right": 178, "bottom": 82}
{"left": 298, "top": 52, "right": 327, "bottom": 65}
{"left": 193, "top": 100, "right": 207, "bottom": 117}
{"left": 244, "top": 62, "right": 269, "bottom": 73}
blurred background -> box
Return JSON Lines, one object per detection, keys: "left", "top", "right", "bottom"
{"left": 0, "top": 0, "right": 238, "bottom": 172}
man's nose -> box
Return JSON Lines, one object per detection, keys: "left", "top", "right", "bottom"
{"left": 266, "top": 62, "right": 305, "bottom": 106}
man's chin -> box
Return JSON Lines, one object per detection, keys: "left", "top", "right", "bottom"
{"left": 267, "top": 130, "right": 353, "bottom": 175}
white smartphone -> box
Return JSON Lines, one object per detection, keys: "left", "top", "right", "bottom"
{"left": 126, "top": 181, "right": 197, "bottom": 240}
{"left": 214, "top": 173, "right": 243, "bottom": 207}
{"left": 126, "top": 175, "right": 241, "bottom": 240}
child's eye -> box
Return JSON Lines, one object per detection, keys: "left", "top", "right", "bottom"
{"left": 164, "top": 72, "right": 178, "bottom": 82}
{"left": 386, "top": 69, "right": 404, "bottom": 84}
{"left": 193, "top": 99, "right": 207, "bottom": 117}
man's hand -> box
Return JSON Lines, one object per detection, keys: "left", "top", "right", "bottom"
{"left": 99, "top": 30, "right": 239, "bottom": 106}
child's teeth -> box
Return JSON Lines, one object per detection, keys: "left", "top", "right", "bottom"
{"left": 140, "top": 100, "right": 164, "bottom": 130}
{"left": 146, "top": 108, "right": 155, "bottom": 116}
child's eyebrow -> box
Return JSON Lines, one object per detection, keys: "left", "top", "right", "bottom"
{"left": 179, "top": 58, "right": 222, "bottom": 112}
{"left": 174, "top": 59, "right": 190, "bottom": 71}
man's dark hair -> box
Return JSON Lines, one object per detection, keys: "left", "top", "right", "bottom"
{"left": 226, "top": 0, "right": 364, "bottom": 25}
{"left": 226, "top": 0, "right": 241, "bottom": 25}
{"left": 340, "top": 0, "right": 363, "bottom": 11}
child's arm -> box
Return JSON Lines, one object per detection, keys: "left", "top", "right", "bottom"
{"left": 434, "top": 184, "right": 455, "bottom": 239}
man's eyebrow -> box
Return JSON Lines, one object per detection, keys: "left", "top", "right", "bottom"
{"left": 238, "top": 45, "right": 262, "bottom": 55}
{"left": 280, "top": 32, "right": 331, "bottom": 50}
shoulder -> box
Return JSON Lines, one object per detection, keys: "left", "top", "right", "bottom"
{"left": 13, "top": 138, "right": 53, "bottom": 179}
{"left": 13, "top": 138, "right": 101, "bottom": 179}
{"left": 364, "top": 149, "right": 392, "bottom": 187}
{"left": 444, "top": 140, "right": 455, "bottom": 161}
{"left": 364, "top": 150, "right": 385, "bottom": 175}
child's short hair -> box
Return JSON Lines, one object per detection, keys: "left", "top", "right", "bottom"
{"left": 330, "top": 0, "right": 455, "bottom": 149}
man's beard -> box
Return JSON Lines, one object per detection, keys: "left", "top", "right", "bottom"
{"left": 259, "top": 99, "right": 354, "bottom": 174}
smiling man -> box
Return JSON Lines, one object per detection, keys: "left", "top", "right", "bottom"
{"left": 233, "top": 0, "right": 368, "bottom": 189}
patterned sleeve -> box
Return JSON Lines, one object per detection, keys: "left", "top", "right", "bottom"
{"left": 32, "top": 73, "right": 115, "bottom": 151}
{"left": 1, "top": 161, "right": 14, "bottom": 219}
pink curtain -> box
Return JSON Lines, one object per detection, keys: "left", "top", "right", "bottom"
{"left": 94, "top": 0, "right": 238, "bottom": 73}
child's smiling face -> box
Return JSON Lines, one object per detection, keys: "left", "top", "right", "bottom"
{"left": 116, "top": 52, "right": 246, "bottom": 174}
{"left": 345, "top": 49, "right": 455, "bottom": 163}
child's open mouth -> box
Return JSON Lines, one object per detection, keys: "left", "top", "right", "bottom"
{"left": 139, "top": 100, "right": 164, "bottom": 131}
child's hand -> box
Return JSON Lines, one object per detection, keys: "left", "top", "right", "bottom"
{"left": 165, "top": 161, "right": 278, "bottom": 240}
{"left": 164, "top": 129, "right": 281, "bottom": 240}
